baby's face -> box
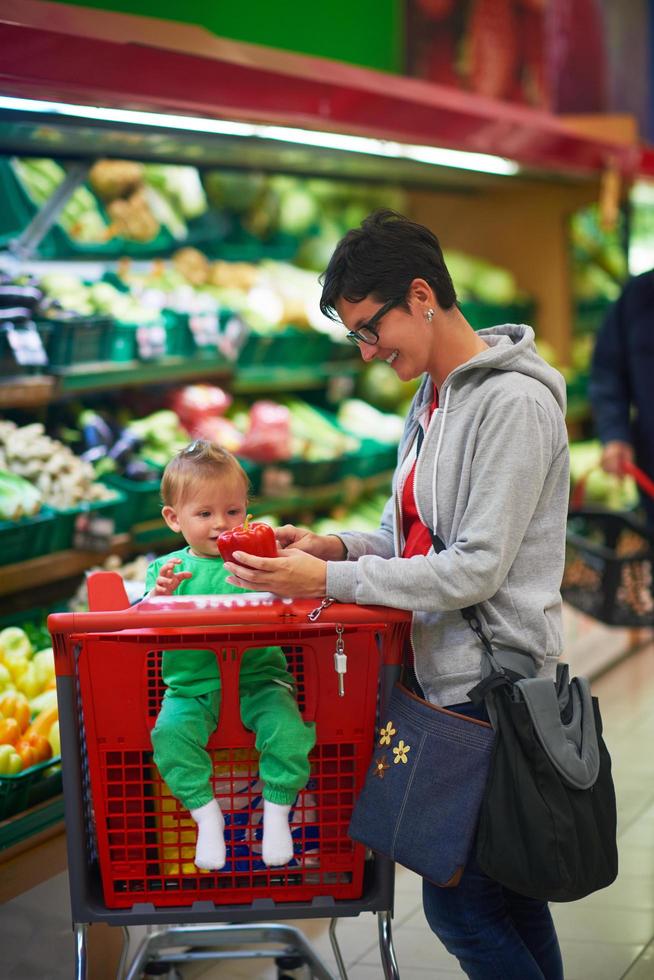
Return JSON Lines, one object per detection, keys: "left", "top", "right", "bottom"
{"left": 169, "top": 475, "right": 248, "bottom": 558}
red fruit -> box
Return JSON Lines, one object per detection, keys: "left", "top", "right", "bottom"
{"left": 416, "top": 0, "right": 456, "bottom": 20}
{"left": 546, "top": 0, "right": 608, "bottom": 112}
{"left": 520, "top": 6, "right": 551, "bottom": 108}
{"left": 218, "top": 514, "right": 278, "bottom": 565}
{"left": 416, "top": 30, "right": 461, "bottom": 88}
{"left": 467, "top": 0, "right": 519, "bottom": 101}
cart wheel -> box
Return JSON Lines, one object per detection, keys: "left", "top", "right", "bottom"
{"left": 141, "top": 962, "right": 183, "bottom": 979}
{"left": 275, "top": 952, "right": 308, "bottom": 978}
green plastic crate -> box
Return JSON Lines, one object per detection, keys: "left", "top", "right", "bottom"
{"left": 0, "top": 158, "right": 176, "bottom": 260}
{"left": 0, "top": 795, "right": 64, "bottom": 851}
{"left": 100, "top": 472, "right": 163, "bottom": 529}
{"left": 238, "top": 328, "right": 332, "bottom": 368}
{"left": 36, "top": 316, "right": 113, "bottom": 367}
{"left": 0, "top": 508, "right": 59, "bottom": 567}
{"left": 342, "top": 439, "right": 398, "bottom": 479}
{"left": 107, "top": 321, "right": 138, "bottom": 362}
{"left": 48, "top": 490, "right": 127, "bottom": 552}
{"left": 0, "top": 757, "right": 63, "bottom": 822}
{"left": 163, "top": 309, "right": 234, "bottom": 364}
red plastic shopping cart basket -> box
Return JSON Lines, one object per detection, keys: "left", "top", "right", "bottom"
{"left": 48, "top": 574, "right": 410, "bottom": 913}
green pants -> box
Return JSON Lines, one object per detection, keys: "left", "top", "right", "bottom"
{"left": 151, "top": 682, "right": 316, "bottom": 810}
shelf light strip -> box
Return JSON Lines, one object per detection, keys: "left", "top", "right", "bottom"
{"left": 0, "top": 95, "right": 520, "bottom": 177}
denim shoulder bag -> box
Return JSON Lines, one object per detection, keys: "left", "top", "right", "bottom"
{"left": 348, "top": 526, "right": 496, "bottom": 888}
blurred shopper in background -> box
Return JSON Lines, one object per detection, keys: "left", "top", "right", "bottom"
{"left": 225, "top": 210, "right": 568, "bottom": 979}
{"left": 589, "top": 269, "right": 654, "bottom": 528}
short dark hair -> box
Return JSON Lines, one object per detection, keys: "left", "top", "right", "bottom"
{"left": 319, "top": 209, "right": 457, "bottom": 320}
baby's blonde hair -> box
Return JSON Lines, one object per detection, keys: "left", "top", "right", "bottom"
{"left": 161, "top": 440, "right": 249, "bottom": 508}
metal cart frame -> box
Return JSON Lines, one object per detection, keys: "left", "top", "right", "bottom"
{"left": 49, "top": 574, "right": 411, "bottom": 979}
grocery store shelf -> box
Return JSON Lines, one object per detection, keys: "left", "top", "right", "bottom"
{"left": 255, "top": 470, "right": 394, "bottom": 515}
{"left": 0, "top": 358, "right": 233, "bottom": 406}
{"left": 232, "top": 362, "right": 360, "bottom": 394}
{"left": 0, "top": 374, "right": 56, "bottom": 409}
{"left": 0, "top": 470, "right": 393, "bottom": 594}
{"left": 0, "top": 359, "right": 361, "bottom": 406}
{"left": 0, "top": 533, "right": 132, "bottom": 597}
{"left": 127, "top": 470, "right": 394, "bottom": 540}
{"left": 0, "top": 1, "right": 642, "bottom": 183}
{"left": 0, "top": 795, "right": 64, "bottom": 855}
{"left": 55, "top": 356, "right": 232, "bottom": 395}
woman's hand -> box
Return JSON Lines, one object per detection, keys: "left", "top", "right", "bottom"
{"left": 275, "top": 524, "right": 346, "bottom": 560}
{"left": 224, "top": 549, "right": 327, "bottom": 598}
{"left": 150, "top": 558, "right": 193, "bottom": 596}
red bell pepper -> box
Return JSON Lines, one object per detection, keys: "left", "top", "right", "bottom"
{"left": 218, "top": 514, "right": 278, "bottom": 564}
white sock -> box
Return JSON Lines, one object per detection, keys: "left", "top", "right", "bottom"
{"left": 190, "top": 798, "right": 225, "bottom": 870}
{"left": 262, "top": 800, "right": 293, "bottom": 867}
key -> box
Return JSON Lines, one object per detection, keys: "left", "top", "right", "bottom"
{"left": 333, "top": 626, "right": 347, "bottom": 696}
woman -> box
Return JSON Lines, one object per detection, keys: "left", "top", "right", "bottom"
{"left": 224, "top": 209, "right": 568, "bottom": 980}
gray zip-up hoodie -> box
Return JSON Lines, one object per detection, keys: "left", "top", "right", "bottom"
{"left": 326, "top": 324, "right": 570, "bottom": 707}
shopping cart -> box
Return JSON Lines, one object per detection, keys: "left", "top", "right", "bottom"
{"left": 563, "top": 461, "right": 654, "bottom": 627}
{"left": 48, "top": 572, "right": 411, "bottom": 980}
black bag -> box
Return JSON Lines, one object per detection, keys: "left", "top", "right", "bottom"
{"left": 348, "top": 679, "right": 494, "bottom": 887}
{"left": 431, "top": 522, "right": 618, "bottom": 902}
{"left": 472, "top": 662, "right": 618, "bottom": 902}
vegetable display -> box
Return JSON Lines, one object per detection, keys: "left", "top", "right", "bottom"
{"left": 0, "top": 421, "right": 114, "bottom": 510}
{"left": 0, "top": 628, "right": 59, "bottom": 775}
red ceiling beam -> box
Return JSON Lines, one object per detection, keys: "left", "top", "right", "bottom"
{"left": 0, "top": 0, "right": 641, "bottom": 179}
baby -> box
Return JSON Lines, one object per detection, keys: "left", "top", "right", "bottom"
{"left": 146, "top": 440, "right": 315, "bottom": 870}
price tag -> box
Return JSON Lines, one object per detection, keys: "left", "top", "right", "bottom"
{"left": 218, "top": 314, "right": 249, "bottom": 362}
{"left": 189, "top": 312, "right": 220, "bottom": 348}
{"left": 136, "top": 323, "right": 167, "bottom": 360}
{"left": 5, "top": 323, "right": 48, "bottom": 367}
{"left": 73, "top": 511, "right": 115, "bottom": 552}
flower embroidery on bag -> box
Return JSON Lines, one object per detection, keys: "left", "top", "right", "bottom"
{"left": 372, "top": 754, "right": 390, "bottom": 778}
{"left": 379, "top": 722, "right": 396, "bottom": 746}
{"left": 393, "top": 740, "right": 410, "bottom": 764}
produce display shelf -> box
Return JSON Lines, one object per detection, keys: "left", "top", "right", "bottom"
{"left": 255, "top": 469, "right": 394, "bottom": 515}
{"left": 232, "top": 362, "right": 360, "bottom": 394}
{"left": 55, "top": 357, "right": 233, "bottom": 394}
{"left": 120, "top": 469, "right": 394, "bottom": 549}
{"left": 0, "top": 375, "right": 55, "bottom": 409}
{"left": 0, "top": 533, "right": 132, "bottom": 597}
{"left": 0, "top": 795, "right": 64, "bottom": 853}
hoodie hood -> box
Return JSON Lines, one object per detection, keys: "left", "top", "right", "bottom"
{"left": 413, "top": 324, "right": 567, "bottom": 417}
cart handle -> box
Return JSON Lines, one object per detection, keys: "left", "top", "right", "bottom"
{"left": 570, "top": 460, "right": 654, "bottom": 510}
{"left": 47, "top": 571, "right": 412, "bottom": 635}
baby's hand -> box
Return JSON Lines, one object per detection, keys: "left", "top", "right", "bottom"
{"left": 152, "top": 558, "right": 193, "bottom": 596}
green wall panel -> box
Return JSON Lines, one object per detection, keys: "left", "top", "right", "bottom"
{"left": 47, "top": 0, "right": 403, "bottom": 73}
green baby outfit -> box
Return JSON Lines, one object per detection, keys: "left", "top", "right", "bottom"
{"left": 146, "top": 548, "right": 315, "bottom": 810}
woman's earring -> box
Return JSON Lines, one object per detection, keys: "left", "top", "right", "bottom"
{"left": 425, "top": 308, "right": 434, "bottom": 323}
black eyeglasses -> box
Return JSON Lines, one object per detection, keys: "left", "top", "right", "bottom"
{"left": 346, "top": 295, "right": 404, "bottom": 347}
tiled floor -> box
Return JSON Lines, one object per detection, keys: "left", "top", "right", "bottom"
{"left": 2, "top": 638, "right": 654, "bottom": 979}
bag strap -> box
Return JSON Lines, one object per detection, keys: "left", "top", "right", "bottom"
{"left": 414, "top": 423, "right": 516, "bottom": 699}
